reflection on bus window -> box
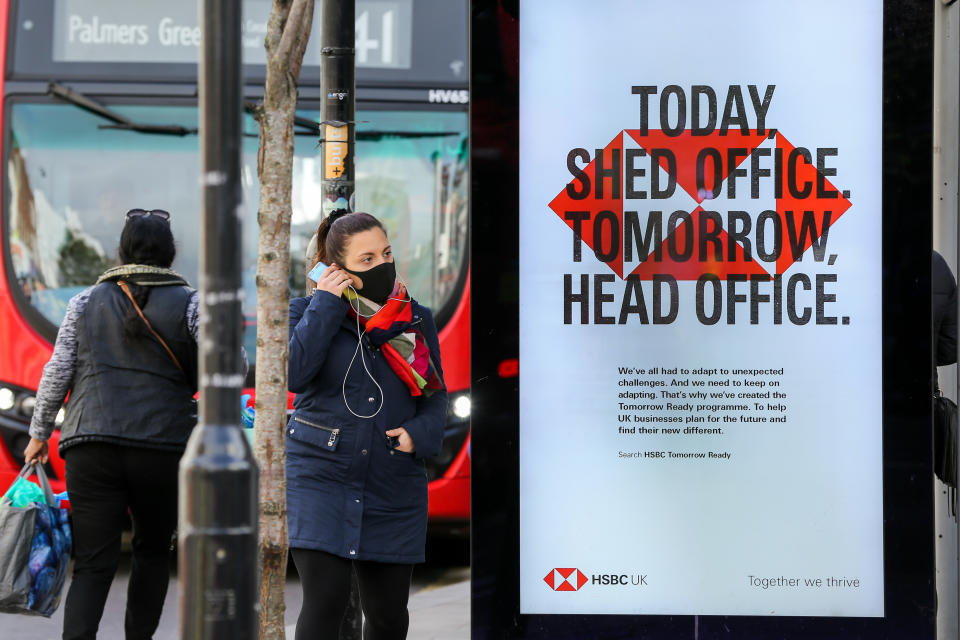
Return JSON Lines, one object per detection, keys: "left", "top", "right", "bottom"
{"left": 4, "top": 103, "right": 468, "bottom": 366}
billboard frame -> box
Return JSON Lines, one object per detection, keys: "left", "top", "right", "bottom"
{"left": 470, "top": 1, "right": 937, "bottom": 637}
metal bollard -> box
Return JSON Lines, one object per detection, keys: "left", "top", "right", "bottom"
{"left": 179, "top": 425, "right": 259, "bottom": 639}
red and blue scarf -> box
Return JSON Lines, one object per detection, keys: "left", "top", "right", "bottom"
{"left": 345, "top": 282, "right": 444, "bottom": 397}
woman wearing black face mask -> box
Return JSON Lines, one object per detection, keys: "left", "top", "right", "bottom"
{"left": 287, "top": 211, "right": 448, "bottom": 640}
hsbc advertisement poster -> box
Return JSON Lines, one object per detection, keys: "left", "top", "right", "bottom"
{"left": 518, "top": 0, "right": 883, "bottom": 617}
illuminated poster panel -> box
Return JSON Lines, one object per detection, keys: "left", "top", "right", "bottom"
{"left": 519, "top": 0, "right": 883, "bottom": 617}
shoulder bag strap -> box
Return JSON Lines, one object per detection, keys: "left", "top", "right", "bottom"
{"left": 116, "top": 280, "right": 184, "bottom": 374}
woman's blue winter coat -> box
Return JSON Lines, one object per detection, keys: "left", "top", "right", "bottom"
{"left": 286, "top": 291, "right": 448, "bottom": 563}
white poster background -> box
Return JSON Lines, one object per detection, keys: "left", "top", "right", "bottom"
{"left": 519, "top": 0, "right": 883, "bottom": 617}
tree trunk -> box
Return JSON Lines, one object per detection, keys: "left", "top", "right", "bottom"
{"left": 254, "top": 2, "right": 315, "bottom": 638}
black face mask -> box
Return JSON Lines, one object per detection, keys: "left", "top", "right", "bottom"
{"left": 344, "top": 261, "right": 397, "bottom": 305}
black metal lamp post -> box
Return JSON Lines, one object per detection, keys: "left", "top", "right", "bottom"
{"left": 179, "top": 1, "right": 259, "bottom": 638}
{"left": 320, "top": 0, "right": 357, "bottom": 217}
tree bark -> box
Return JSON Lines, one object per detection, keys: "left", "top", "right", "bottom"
{"left": 254, "top": 2, "right": 315, "bottom": 638}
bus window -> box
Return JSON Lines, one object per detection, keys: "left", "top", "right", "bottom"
{"left": 4, "top": 102, "right": 468, "bottom": 366}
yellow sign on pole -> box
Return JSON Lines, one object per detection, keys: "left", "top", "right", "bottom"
{"left": 324, "top": 124, "right": 348, "bottom": 179}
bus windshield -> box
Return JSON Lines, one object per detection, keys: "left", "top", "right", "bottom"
{"left": 4, "top": 102, "right": 468, "bottom": 365}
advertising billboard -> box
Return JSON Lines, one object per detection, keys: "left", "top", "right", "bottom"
{"left": 518, "top": 0, "right": 883, "bottom": 617}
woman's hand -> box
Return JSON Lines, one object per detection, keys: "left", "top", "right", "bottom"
{"left": 314, "top": 263, "right": 355, "bottom": 297}
{"left": 386, "top": 427, "right": 415, "bottom": 453}
{"left": 24, "top": 438, "right": 49, "bottom": 465}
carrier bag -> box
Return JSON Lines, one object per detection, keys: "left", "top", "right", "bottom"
{"left": 241, "top": 393, "right": 256, "bottom": 445}
{"left": 0, "top": 463, "right": 72, "bottom": 617}
{"left": 934, "top": 391, "right": 959, "bottom": 517}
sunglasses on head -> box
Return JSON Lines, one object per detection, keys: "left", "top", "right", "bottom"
{"left": 126, "top": 209, "right": 170, "bottom": 221}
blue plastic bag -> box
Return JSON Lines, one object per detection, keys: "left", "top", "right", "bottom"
{"left": 241, "top": 393, "right": 256, "bottom": 428}
{"left": 51, "top": 528, "right": 66, "bottom": 559}
{"left": 33, "top": 504, "right": 53, "bottom": 533}
{"left": 241, "top": 393, "right": 256, "bottom": 445}
{"left": 27, "top": 567, "right": 57, "bottom": 611}
{"left": 60, "top": 519, "right": 72, "bottom": 553}
{"left": 28, "top": 530, "right": 53, "bottom": 579}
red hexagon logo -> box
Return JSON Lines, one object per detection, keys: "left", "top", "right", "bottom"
{"left": 543, "top": 567, "right": 588, "bottom": 591}
{"left": 548, "top": 129, "right": 851, "bottom": 281}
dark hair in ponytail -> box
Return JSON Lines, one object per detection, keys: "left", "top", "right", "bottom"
{"left": 314, "top": 211, "right": 385, "bottom": 266}
{"left": 117, "top": 215, "right": 177, "bottom": 340}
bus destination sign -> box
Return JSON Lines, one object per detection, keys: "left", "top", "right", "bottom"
{"left": 49, "top": 0, "right": 413, "bottom": 69}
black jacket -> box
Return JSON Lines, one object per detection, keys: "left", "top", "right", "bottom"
{"left": 285, "top": 291, "right": 448, "bottom": 562}
{"left": 59, "top": 281, "right": 197, "bottom": 452}
{"left": 934, "top": 251, "right": 957, "bottom": 369}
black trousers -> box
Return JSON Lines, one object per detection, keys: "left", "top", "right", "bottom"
{"left": 61, "top": 443, "right": 181, "bottom": 640}
{"left": 291, "top": 547, "right": 414, "bottom": 640}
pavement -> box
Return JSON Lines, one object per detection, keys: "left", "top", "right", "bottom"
{"left": 282, "top": 567, "right": 471, "bottom": 640}
{"left": 405, "top": 568, "right": 471, "bottom": 640}
{"left": 0, "top": 565, "right": 470, "bottom": 639}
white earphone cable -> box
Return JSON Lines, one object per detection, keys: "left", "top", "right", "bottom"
{"left": 342, "top": 298, "right": 384, "bottom": 419}
{"left": 339, "top": 278, "right": 412, "bottom": 419}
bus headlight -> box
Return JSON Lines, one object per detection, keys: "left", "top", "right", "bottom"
{"left": 0, "top": 382, "right": 62, "bottom": 429}
{"left": 0, "top": 388, "right": 15, "bottom": 412}
{"left": 452, "top": 394, "right": 471, "bottom": 420}
{"left": 425, "top": 391, "right": 471, "bottom": 481}
{"left": 19, "top": 395, "right": 36, "bottom": 417}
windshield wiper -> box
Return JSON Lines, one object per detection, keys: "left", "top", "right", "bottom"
{"left": 48, "top": 82, "right": 198, "bottom": 136}
{"left": 48, "top": 85, "right": 463, "bottom": 142}
{"left": 354, "top": 130, "right": 460, "bottom": 141}
{"left": 243, "top": 102, "right": 459, "bottom": 140}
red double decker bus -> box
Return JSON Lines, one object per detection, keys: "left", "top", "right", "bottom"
{"left": 0, "top": 0, "right": 470, "bottom": 525}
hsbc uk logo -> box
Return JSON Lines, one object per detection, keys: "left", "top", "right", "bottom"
{"left": 543, "top": 568, "right": 647, "bottom": 591}
{"left": 543, "top": 568, "right": 588, "bottom": 591}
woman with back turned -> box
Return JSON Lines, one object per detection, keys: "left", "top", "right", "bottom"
{"left": 24, "top": 209, "right": 200, "bottom": 640}
{"left": 287, "top": 210, "right": 448, "bottom": 639}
